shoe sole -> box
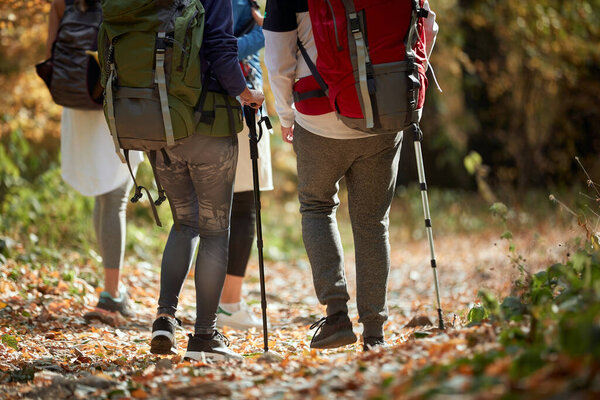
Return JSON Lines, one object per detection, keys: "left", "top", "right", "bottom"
{"left": 184, "top": 350, "right": 243, "bottom": 362}
{"left": 150, "top": 335, "right": 177, "bottom": 355}
{"left": 84, "top": 309, "right": 121, "bottom": 326}
{"left": 311, "top": 331, "right": 358, "bottom": 349}
{"left": 216, "top": 317, "right": 263, "bottom": 331}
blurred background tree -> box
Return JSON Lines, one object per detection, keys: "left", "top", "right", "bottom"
{"left": 402, "top": 0, "right": 600, "bottom": 190}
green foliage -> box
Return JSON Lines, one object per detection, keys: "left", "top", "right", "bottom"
{"left": 1, "top": 334, "right": 18, "bottom": 351}
{"left": 465, "top": 247, "right": 600, "bottom": 377}
{"left": 421, "top": 0, "right": 600, "bottom": 188}
{"left": 463, "top": 151, "right": 482, "bottom": 176}
{"left": 0, "top": 166, "right": 94, "bottom": 255}
{"left": 467, "top": 305, "right": 487, "bottom": 325}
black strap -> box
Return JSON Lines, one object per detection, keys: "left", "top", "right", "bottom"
{"left": 296, "top": 39, "right": 328, "bottom": 93}
{"left": 194, "top": 70, "right": 213, "bottom": 125}
{"left": 148, "top": 150, "right": 181, "bottom": 231}
{"left": 160, "top": 148, "right": 171, "bottom": 166}
{"left": 234, "top": 0, "right": 260, "bottom": 37}
{"left": 293, "top": 89, "right": 327, "bottom": 103}
{"left": 235, "top": 19, "right": 256, "bottom": 38}
{"left": 147, "top": 150, "right": 166, "bottom": 206}
{"left": 124, "top": 149, "right": 162, "bottom": 227}
{"left": 222, "top": 93, "right": 236, "bottom": 135}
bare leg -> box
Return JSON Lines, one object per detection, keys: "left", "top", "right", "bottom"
{"left": 220, "top": 275, "right": 244, "bottom": 304}
{"left": 104, "top": 268, "right": 121, "bottom": 298}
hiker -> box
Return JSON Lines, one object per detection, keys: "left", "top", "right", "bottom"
{"left": 43, "top": 0, "right": 143, "bottom": 324}
{"left": 148, "top": 0, "right": 265, "bottom": 361}
{"left": 263, "top": 0, "right": 437, "bottom": 350}
{"left": 217, "top": 0, "right": 273, "bottom": 331}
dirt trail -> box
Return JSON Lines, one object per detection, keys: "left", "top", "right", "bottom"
{"left": 0, "top": 224, "right": 575, "bottom": 399}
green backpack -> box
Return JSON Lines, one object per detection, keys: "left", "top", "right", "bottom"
{"left": 98, "top": 0, "right": 243, "bottom": 226}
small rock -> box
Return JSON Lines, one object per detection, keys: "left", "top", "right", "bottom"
{"left": 404, "top": 315, "right": 433, "bottom": 328}
{"left": 156, "top": 358, "right": 173, "bottom": 371}
{"left": 169, "top": 382, "right": 231, "bottom": 397}
{"left": 78, "top": 375, "right": 115, "bottom": 389}
{"left": 33, "top": 370, "right": 64, "bottom": 386}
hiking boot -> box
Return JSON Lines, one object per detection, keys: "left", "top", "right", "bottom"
{"left": 216, "top": 302, "right": 263, "bottom": 331}
{"left": 184, "top": 331, "right": 243, "bottom": 362}
{"left": 150, "top": 316, "right": 182, "bottom": 355}
{"left": 309, "top": 311, "right": 357, "bottom": 349}
{"left": 84, "top": 285, "right": 131, "bottom": 325}
{"left": 363, "top": 336, "right": 386, "bottom": 351}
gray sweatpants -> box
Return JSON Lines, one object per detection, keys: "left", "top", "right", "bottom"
{"left": 293, "top": 124, "right": 402, "bottom": 338}
{"left": 155, "top": 134, "right": 238, "bottom": 335}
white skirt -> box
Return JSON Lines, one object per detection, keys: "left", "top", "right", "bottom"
{"left": 234, "top": 119, "right": 273, "bottom": 193}
{"left": 60, "top": 108, "right": 143, "bottom": 197}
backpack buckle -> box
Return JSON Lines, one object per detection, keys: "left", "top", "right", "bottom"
{"left": 131, "top": 186, "right": 143, "bottom": 203}
{"left": 155, "top": 191, "right": 167, "bottom": 206}
{"left": 349, "top": 14, "right": 361, "bottom": 34}
{"left": 156, "top": 32, "right": 167, "bottom": 52}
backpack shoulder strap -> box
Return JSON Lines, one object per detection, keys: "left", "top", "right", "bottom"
{"left": 296, "top": 39, "right": 328, "bottom": 92}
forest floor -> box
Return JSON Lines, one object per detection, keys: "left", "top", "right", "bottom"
{"left": 2, "top": 209, "right": 593, "bottom": 399}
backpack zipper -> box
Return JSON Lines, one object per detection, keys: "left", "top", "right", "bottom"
{"left": 325, "top": 0, "right": 343, "bottom": 51}
{"left": 178, "top": 8, "right": 199, "bottom": 72}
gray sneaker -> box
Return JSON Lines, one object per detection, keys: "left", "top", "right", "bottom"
{"left": 309, "top": 311, "right": 357, "bottom": 349}
{"left": 363, "top": 336, "right": 386, "bottom": 351}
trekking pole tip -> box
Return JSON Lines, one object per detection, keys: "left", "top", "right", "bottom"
{"left": 437, "top": 308, "right": 445, "bottom": 330}
{"left": 257, "top": 350, "right": 284, "bottom": 363}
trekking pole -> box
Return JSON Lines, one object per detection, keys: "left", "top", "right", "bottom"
{"left": 411, "top": 123, "right": 444, "bottom": 330}
{"left": 243, "top": 105, "right": 270, "bottom": 352}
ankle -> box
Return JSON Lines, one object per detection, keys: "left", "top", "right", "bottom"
{"left": 219, "top": 302, "right": 241, "bottom": 313}
{"left": 326, "top": 300, "right": 348, "bottom": 317}
{"left": 156, "top": 313, "right": 176, "bottom": 321}
{"left": 363, "top": 322, "right": 384, "bottom": 338}
{"left": 194, "top": 330, "right": 215, "bottom": 340}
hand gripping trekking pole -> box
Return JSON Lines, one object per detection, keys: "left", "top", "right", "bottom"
{"left": 243, "top": 105, "right": 270, "bottom": 352}
{"left": 411, "top": 123, "right": 444, "bottom": 330}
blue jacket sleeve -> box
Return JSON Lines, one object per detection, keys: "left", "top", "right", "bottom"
{"left": 200, "top": 0, "right": 247, "bottom": 97}
{"left": 237, "top": 24, "right": 265, "bottom": 60}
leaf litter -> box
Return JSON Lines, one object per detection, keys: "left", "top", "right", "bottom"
{"left": 0, "top": 222, "right": 594, "bottom": 399}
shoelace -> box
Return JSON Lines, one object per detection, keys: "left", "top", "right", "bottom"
{"left": 309, "top": 316, "right": 328, "bottom": 346}
{"left": 213, "top": 331, "right": 230, "bottom": 346}
{"left": 188, "top": 331, "right": 230, "bottom": 346}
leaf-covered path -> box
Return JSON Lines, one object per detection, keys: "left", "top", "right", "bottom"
{"left": 0, "top": 223, "right": 581, "bottom": 399}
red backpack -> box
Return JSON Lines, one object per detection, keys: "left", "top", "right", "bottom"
{"left": 298, "top": 0, "right": 429, "bottom": 134}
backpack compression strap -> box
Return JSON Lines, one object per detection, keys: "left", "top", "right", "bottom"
{"left": 147, "top": 150, "right": 181, "bottom": 231}
{"left": 124, "top": 150, "right": 163, "bottom": 227}
{"left": 405, "top": 0, "right": 428, "bottom": 125}
{"left": 295, "top": 39, "right": 329, "bottom": 103}
{"left": 155, "top": 32, "right": 175, "bottom": 147}
{"left": 105, "top": 45, "right": 127, "bottom": 164}
{"left": 345, "top": 7, "right": 374, "bottom": 129}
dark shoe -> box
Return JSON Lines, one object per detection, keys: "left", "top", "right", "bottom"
{"left": 150, "top": 316, "right": 182, "bottom": 355}
{"left": 363, "top": 336, "right": 386, "bottom": 351}
{"left": 184, "top": 331, "right": 243, "bottom": 362}
{"left": 309, "top": 311, "right": 357, "bottom": 349}
{"left": 84, "top": 286, "right": 132, "bottom": 325}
